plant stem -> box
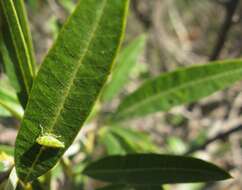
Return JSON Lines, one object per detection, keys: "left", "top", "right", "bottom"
{"left": 185, "top": 124, "right": 242, "bottom": 155}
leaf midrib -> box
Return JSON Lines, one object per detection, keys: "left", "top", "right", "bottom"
{"left": 86, "top": 167, "right": 225, "bottom": 178}
{"left": 24, "top": 0, "right": 108, "bottom": 181}
{"left": 117, "top": 65, "right": 242, "bottom": 117}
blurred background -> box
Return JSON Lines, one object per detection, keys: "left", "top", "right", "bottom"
{"left": 1, "top": 0, "right": 242, "bottom": 189}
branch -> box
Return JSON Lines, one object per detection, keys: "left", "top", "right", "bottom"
{"left": 210, "top": 0, "right": 239, "bottom": 60}
{"left": 185, "top": 124, "right": 242, "bottom": 155}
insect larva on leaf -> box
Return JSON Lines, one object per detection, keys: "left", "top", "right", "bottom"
{"left": 36, "top": 125, "right": 65, "bottom": 148}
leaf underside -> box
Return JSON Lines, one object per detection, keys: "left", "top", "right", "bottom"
{"left": 15, "top": 0, "right": 129, "bottom": 182}
{"left": 83, "top": 154, "right": 231, "bottom": 185}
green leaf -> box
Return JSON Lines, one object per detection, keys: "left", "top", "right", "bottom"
{"left": 0, "top": 109, "right": 9, "bottom": 117}
{"left": 101, "top": 35, "right": 146, "bottom": 101}
{"left": 83, "top": 154, "right": 231, "bottom": 185}
{"left": 99, "top": 128, "right": 126, "bottom": 155}
{"left": 108, "top": 126, "right": 159, "bottom": 153}
{"left": 134, "top": 186, "right": 163, "bottom": 190}
{"left": 114, "top": 60, "right": 242, "bottom": 121}
{"left": 0, "top": 0, "right": 35, "bottom": 107}
{"left": 0, "top": 76, "right": 23, "bottom": 120}
{"left": 97, "top": 184, "right": 132, "bottom": 190}
{"left": 99, "top": 126, "right": 159, "bottom": 154}
{"left": 110, "top": 133, "right": 137, "bottom": 154}
{"left": 0, "top": 100, "right": 21, "bottom": 119}
{"left": 97, "top": 184, "right": 163, "bottom": 190}
{"left": 13, "top": 0, "right": 36, "bottom": 72}
{"left": 0, "top": 32, "right": 20, "bottom": 92}
{"left": 15, "top": 0, "right": 129, "bottom": 182}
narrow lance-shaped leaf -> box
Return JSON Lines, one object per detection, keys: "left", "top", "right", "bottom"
{"left": 133, "top": 186, "right": 164, "bottom": 190}
{"left": 83, "top": 154, "right": 231, "bottom": 185}
{"left": 114, "top": 60, "right": 242, "bottom": 121}
{"left": 97, "top": 185, "right": 133, "bottom": 190}
{"left": 102, "top": 35, "right": 146, "bottom": 101}
{"left": 15, "top": 0, "right": 129, "bottom": 182}
{"left": 13, "top": 0, "right": 36, "bottom": 72}
{"left": 135, "top": 186, "right": 163, "bottom": 190}
{"left": 0, "top": 0, "right": 34, "bottom": 107}
{"left": 96, "top": 184, "right": 163, "bottom": 190}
